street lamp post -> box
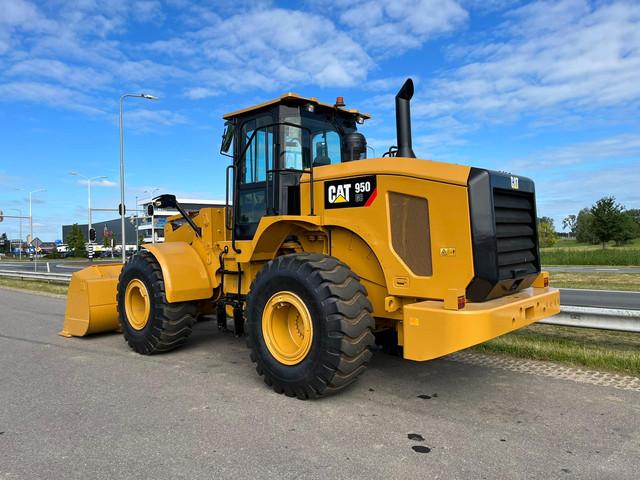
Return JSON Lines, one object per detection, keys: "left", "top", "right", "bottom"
{"left": 28, "top": 188, "right": 46, "bottom": 246}
{"left": 119, "top": 93, "right": 158, "bottom": 263}
{"left": 69, "top": 172, "right": 107, "bottom": 246}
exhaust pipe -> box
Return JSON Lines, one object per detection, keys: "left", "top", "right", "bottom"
{"left": 395, "top": 78, "right": 416, "bottom": 158}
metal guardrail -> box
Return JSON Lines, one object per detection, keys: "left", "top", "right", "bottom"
{"left": 0, "top": 270, "right": 638, "bottom": 332}
{"left": 0, "top": 270, "right": 72, "bottom": 284}
{"left": 541, "top": 306, "right": 640, "bottom": 333}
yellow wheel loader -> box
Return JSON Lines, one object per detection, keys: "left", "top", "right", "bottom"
{"left": 61, "top": 79, "right": 560, "bottom": 399}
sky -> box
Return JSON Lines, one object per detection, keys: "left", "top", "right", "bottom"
{"left": 0, "top": 0, "right": 639, "bottom": 241}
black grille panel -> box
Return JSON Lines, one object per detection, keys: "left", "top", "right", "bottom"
{"left": 494, "top": 189, "right": 539, "bottom": 279}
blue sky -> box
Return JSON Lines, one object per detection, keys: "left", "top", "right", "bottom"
{"left": 0, "top": 0, "right": 639, "bottom": 241}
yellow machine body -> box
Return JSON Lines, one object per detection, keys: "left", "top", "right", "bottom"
{"left": 60, "top": 264, "right": 122, "bottom": 337}
{"left": 61, "top": 155, "right": 560, "bottom": 361}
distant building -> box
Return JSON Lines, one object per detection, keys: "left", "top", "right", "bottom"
{"left": 61, "top": 198, "right": 225, "bottom": 246}
{"left": 62, "top": 217, "right": 137, "bottom": 246}
{"left": 136, "top": 198, "right": 225, "bottom": 243}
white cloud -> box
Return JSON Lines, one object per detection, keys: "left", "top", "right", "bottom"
{"left": 337, "top": 0, "right": 468, "bottom": 53}
{"left": 188, "top": 8, "right": 372, "bottom": 90}
{"left": 77, "top": 179, "right": 118, "bottom": 187}
{"left": 6, "top": 59, "right": 112, "bottom": 89}
{"left": 510, "top": 133, "right": 640, "bottom": 171}
{"left": 121, "top": 108, "right": 187, "bottom": 132}
{"left": 413, "top": 0, "right": 640, "bottom": 121}
{"left": 0, "top": 81, "right": 105, "bottom": 114}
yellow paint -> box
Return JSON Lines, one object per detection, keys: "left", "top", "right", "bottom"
{"left": 124, "top": 279, "right": 150, "bottom": 330}
{"left": 59, "top": 263, "right": 122, "bottom": 337}
{"left": 262, "top": 291, "right": 313, "bottom": 365}
{"left": 533, "top": 271, "right": 550, "bottom": 288}
{"left": 143, "top": 242, "right": 213, "bottom": 303}
{"left": 444, "top": 288, "right": 465, "bottom": 311}
{"left": 402, "top": 287, "right": 561, "bottom": 361}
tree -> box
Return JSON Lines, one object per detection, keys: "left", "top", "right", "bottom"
{"left": 562, "top": 214, "right": 577, "bottom": 237}
{"left": 67, "top": 224, "right": 87, "bottom": 257}
{"left": 537, "top": 216, "right": 558, "bottom": 247}
{"left": 613, "top": 212, "right": 640, "bottom": 245}
{"left": 0, "top": 232, "right": 9, "bottom": 254}
{"left": 575, "top": 208, "right": 596, "bottom": 244}
{"left": 590, "top": 197, "right": 625, "bottom": 249}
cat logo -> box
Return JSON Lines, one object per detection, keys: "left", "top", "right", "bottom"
{"left": 327, "top": 184, "right": 351, "bottom": 204}
{"left": 324, "top": 175, "right": 377, "bottom": 210}
{"left": 510, "top": 175, "right": 519, "bottom": 190}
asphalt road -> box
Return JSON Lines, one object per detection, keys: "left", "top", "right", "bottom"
{"left": 0, "top": 260, "right": 114, "bottom": 274}
{"left": 559, "top": 288, "right": 640, "bottom": 310}
{"left": 546, "top": 266, "right": 640, "bottom": 274}
{"left": 1, "top": 288, "right": 639, "bottom": 479}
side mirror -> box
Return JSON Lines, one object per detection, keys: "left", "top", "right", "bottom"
{"left": 221, "top": 121, "right": 234, "bottom": 153}
{"left": 152, "top": 194, "right": 176, "bottom": 210}
{"left": 89, "top": 228, "right": 96, "bottom": 242}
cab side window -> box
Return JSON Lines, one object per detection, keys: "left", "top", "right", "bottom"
{"left": 241, "top": 116, "right": 274, "bottom": 184}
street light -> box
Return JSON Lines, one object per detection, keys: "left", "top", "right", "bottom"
{"left": 119, "top": 93, "right": 159, "bottom": 263}
{"left": 69, "top": 172, "right": 107, "bottom": 247}
{"left": 28, "top": 188, "right": 46, "bottom": 245}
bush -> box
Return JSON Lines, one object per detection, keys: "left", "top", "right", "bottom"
{"left": 537, "top": 216, "right": 557, "bottom": 247}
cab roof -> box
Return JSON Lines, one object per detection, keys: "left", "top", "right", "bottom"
{"left": 222, "top": 92, "right": 371, "bottom": 121}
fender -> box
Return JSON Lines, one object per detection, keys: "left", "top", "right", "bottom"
{"left": 143, "top": 242, "right": 213, "bottom": 303}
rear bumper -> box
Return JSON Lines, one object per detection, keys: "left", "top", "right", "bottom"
{"left": 401, "top": 287, "right": 560, "bottom": 361}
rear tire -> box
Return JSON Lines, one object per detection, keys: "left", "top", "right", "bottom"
{"left": 117, "top": 250, "right": 197, "bottom": 354}
{"left": 246, "top": 253, "right": 375, "bottom": 399}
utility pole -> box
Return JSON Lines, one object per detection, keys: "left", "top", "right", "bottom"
{"left": 120, "top": 93, "right": 158, "bottom": 263}
{"left": 28, "top": 189, "right": 46, "bottom": 246}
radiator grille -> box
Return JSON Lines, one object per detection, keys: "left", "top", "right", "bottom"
{"left": 493, "top": 189, "right": 539, "bottom": 279}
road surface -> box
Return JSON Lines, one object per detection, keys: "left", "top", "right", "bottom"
{"left": 546, "top": 266, "right": 640, "bottom": 274}
{"left": 1, "top": 288, "right": 638, "bottom": 479}
{"left": 0, "top": 260, "right": 114, "bottom": 274}
{"left": 559, "top": 288, "right": 640, "bottom": 310}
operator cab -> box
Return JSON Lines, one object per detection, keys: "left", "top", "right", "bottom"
{"left": 221, "top": 93, "right": 370, "bottom": 240}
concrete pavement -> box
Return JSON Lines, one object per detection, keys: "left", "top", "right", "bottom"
{"left": 1, "top": 288, "right": 639, "bottom": 479}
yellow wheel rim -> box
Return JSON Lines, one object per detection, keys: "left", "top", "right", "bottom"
{"left": 262, "top": 291, "right": 313, "bottom": 365}
{"left": 124, "top": 279, "right": 151, "bottom": 331}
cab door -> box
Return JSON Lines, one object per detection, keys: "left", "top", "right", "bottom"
{"left": 235, "top": 115, "right": 275, "bottom": 240}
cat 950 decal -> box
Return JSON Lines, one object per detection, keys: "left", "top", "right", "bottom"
{"left": 324, "top": 175, "right": 377, "bottom": 209}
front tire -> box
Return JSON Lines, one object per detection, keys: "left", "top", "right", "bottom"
{"left": 246, "top": 253, "right": 375, "bottom": 399}
{"left": 117, "top": 250, "right": 197, "bottom": 354}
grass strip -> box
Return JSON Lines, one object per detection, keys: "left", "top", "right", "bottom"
{"left": 549, "top": 272, "right": 640, "bottom": 291}
{"left": 0, "top": 277, "right": 68, "bottom": 296}
{"left": 541, "top": 248, "right": 640, "bottom": 266}
{"left": 473, "top": 323, "right": 640, "bottom": 376}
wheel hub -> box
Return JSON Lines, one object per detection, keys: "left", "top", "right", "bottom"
{"left": 262, "top": 291, "right": 313, "bottom": 365}
{"left": 124, "top": 279, "right": 150, "bottom": 331}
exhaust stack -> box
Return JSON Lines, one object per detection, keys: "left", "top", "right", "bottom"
{"left": 395, "top": 78, "right": 416, "bottom": 158}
